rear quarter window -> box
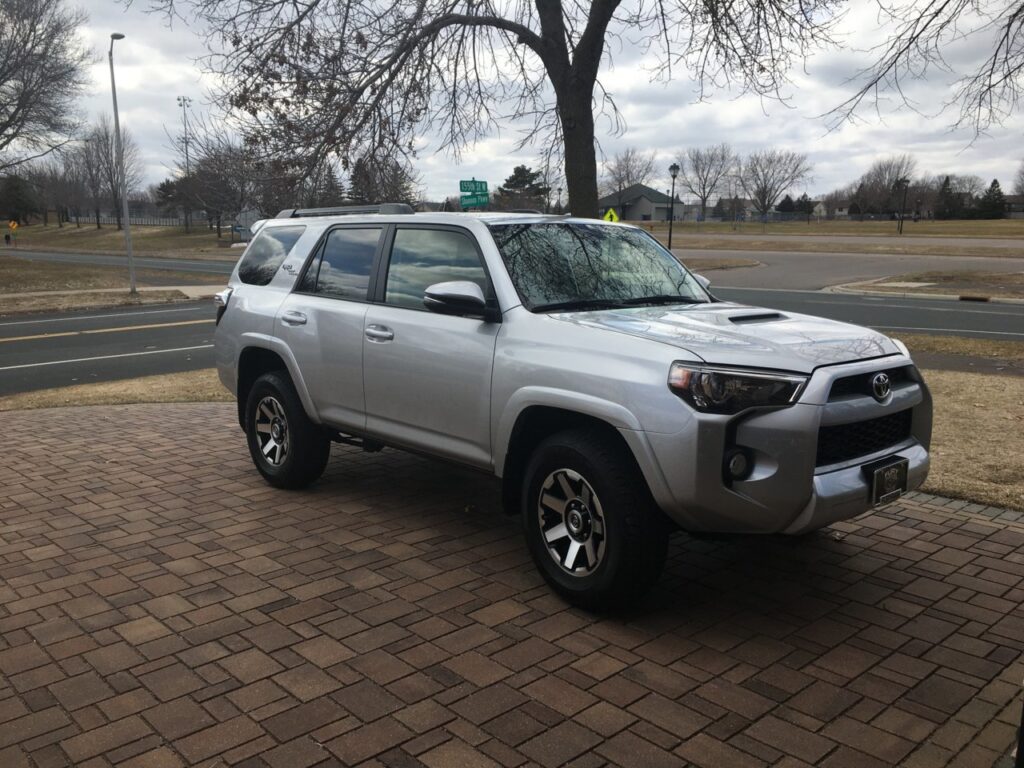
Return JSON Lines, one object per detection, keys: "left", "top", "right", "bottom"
{"left": 237, "top": 225, "right": 306, "bottom": 285}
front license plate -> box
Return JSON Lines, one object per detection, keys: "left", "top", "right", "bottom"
{"left": 866, "top": 458, "right": 909, "bottom": 506}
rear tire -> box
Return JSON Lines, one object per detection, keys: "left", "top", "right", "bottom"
{"left": 245, "top": 371, "right": 330, "bottom": 489}
{"left": 522, "top": 428, "right": 669, "bottom": 610}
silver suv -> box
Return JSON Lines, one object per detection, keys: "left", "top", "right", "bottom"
{"left": 215, "top": 204, "right": 932, "bottom": 608}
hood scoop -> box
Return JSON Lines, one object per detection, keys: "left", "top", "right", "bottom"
{"left": 729, "top": 311, "right": 785, "bottom": 324}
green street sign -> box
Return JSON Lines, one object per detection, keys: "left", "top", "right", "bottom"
{"left": 460, "top": 193, "right": 489, "bottom": 208}
{"left": 459, "top": 179, "right": 488, "bottom": 194}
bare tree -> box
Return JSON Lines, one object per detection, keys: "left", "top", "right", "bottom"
{"left": 855, "top": 154, "right": 917, "bottom": 214}
{"left": 739, "top": 150, "right": 812, "bottom": 215}
{"left": 601, "top": 149, "right": 656, "bottom": 197}
{"left": 87, "top": 116, "right": 144, "bottom": 230}
{"left": 677, "top": 144, "right": 736, "bottom": 218}
{"left": 0, "top": 0, "right": 90, "bottom": 171}
{"left": 832, "top": 0, "right": 1024, "bottom": 135}
{"left": 1015, "top": 160, "right": 1024, "bottom": 196}
{"left": 144, "top": 0, "right": 840, "bottom": 218}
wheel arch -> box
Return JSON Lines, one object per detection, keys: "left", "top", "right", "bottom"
{"left": 498, "top": 402, "right": 672, "bottom": 519}
{"left": 236, "top": 341, "right": 318, "bottom": 430}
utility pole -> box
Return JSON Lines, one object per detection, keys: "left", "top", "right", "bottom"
{"left": 177, "top": 96, "right": 193, "bottom": 233}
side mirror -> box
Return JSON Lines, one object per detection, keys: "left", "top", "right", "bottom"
{"left": 424, "top": 281, "right": 498, "bottom": 321}
{"left": 694, "top": 274, "right": 711, "bottom": 290}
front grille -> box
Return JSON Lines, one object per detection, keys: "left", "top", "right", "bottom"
{"left": 816, "top": 409, "right": 913, "bottom": 466}
{"left": 828, "top": 366, "right": 914, "bottom": 401}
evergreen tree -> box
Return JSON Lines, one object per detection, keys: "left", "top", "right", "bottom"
{"left": 347, "top": 155, "right": 416, "bottom": 205}
{"left": 776, "top": 194, "right": 795, "bottom": 213}
{"left": 935, "top": 176, "right": 959, "bottom": 220}
{"left": 795, "top": 193, "right": 814, "bottom": 219}
{"left": 979, "top": 179, "right": 1006, "bottom": 219}
{"left": 493, "top": 165, "right": 549, "bottom": 210}
{"left": 712, "top": 196, "right": 727, "bottom": 219}
{"left": 0, "top": 174, "right": 40, "bottom": 222}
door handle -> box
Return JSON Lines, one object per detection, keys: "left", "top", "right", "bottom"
{"left": 281, "top": 310, "right": 307, "bottom": 326}
{"left": 365, "top": 324, "right": 394, "bottom": 342}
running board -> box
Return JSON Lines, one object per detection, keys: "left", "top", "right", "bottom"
{"left": 331, "top": 433, "right": 385, "bottom": 452}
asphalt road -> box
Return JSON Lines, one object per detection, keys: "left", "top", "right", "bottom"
{"left": 1, "top": 291, "right": 1021, "bottom": 397}
{"left": 0, "top": 302, "right": 216, "bottom": 396}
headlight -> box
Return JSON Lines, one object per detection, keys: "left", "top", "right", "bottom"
{"left": 668, "top": 363, "right": 807, "bottom": 414}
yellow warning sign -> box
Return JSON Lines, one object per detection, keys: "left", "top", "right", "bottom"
{"left": 8, "top": 220, "right": 17, "bottom": 230}
{"left": 603, "top": 208, "right": 619, "bottom": 222}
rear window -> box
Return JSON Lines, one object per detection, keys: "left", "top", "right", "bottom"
{"left": 237, "top": 225, "right": 306, "bottom": 285}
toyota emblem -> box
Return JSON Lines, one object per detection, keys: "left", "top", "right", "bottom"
{"left": 871, "top": 372, "right": 891, "bottom": 401}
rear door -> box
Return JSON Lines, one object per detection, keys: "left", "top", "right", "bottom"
{"left": 275, "top": 226, "right": 384, "bottom": 431}
{"left": 362, "top": 226, "right": 499, "bottom": 469}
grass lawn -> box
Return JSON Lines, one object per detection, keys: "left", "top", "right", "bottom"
{"left": 861, "top": 271, "right": 1024, "bottom": 299}
{"left": 8, "top": 223, "right": 239, "bottom": 259}
{"left": 642, "top": 218, "right": 1024, "bottom": 239}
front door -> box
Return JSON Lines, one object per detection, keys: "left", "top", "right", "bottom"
{"left": 362, "top": 226, "right": 499, "bottom": 469}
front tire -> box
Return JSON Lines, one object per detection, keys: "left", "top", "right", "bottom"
{"left": 245, "top": 371, "right": 330, "bottom": 489}
{"left": 522, "top": 428, "right": 669, "bottom": 610}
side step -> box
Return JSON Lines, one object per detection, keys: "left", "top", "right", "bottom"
{"left": 331, "top": 433, "right": 385, "bottom": 452}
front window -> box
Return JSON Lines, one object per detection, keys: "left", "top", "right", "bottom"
{"left": 488, "top": 222, "right": 708, "bottom": 311}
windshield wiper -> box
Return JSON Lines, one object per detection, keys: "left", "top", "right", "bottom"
{"left": 531, "top": 298, "right": 626, "bottom": 313}
{"left": 618, "top": 295, "right": 706, "bottom": 306}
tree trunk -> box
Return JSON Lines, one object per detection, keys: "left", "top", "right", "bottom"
{"left": 94, "top": 207, "right": 101, "bottom": 229}
{"left": 559, "top": 89, "right": 599, "bottom": 219}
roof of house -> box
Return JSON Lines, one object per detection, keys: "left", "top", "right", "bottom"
{"left": 598, "top": 184, "right": 673, "bottom": 207}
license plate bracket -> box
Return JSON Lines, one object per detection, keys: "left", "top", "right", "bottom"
{"left": 863, "top": 456, "right": 910, "bottom": 507}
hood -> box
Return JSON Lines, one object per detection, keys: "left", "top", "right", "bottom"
{"left": 553, "top": 302, "right": 899, "bottom": 373}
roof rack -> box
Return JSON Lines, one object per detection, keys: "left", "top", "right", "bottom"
{"left": 275, "top": 203, "right": 415, "bottom": 218}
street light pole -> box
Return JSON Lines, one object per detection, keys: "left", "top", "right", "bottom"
{"left": 556, "top": 187, "right": 562, "bottom": 213}
{"left": 108, "top": 32, "right": 136, "bottom": 295}
{"left": 177, "top": 96, "right": 192, "bottom": 233}
{"left": 668, "top": 163, "right": 680, "bottom": 249}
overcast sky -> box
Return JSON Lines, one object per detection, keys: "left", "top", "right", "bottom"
{"left": 78, "top": 0, "right": 1024, "bottom": 202}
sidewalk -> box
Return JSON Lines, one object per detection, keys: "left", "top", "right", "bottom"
{"left": 1, "top": 402, "right": 1021, "bottom": 767}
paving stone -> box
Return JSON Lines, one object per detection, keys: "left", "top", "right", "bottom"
{"left": 1, "top": 403, "right": 1022, "bottom": 768}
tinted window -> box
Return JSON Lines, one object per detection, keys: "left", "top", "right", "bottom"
{"left": 384, "top": 229, "right": 486, "bottom": 310}
{"left": 237, "top": 226, "right": 306, "bottom": 285}
{"left": 306, "top": 228, "right": 381, "bottom": 299}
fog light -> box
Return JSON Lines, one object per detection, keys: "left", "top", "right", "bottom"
{"left": 724, "top": 449, "right": 751, "bottom": 481}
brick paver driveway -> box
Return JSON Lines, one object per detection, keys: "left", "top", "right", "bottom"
{"left": 2, "top": 403, "right": 1022, "bottom": 767}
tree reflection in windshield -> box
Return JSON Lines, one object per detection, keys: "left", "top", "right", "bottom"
{"left": 488, "top": 222, "right": 706, "bottom": 310}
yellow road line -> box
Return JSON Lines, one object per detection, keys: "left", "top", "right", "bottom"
{"left": 0, "top": 319, "right": 213, "bottom": 344}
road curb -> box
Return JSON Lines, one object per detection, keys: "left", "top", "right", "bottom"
{"left": 826, "top": 280, "right": 1024, "bottom": 305}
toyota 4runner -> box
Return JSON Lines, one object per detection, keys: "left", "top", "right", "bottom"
{"left": 214, "top": 204, "right": 932, "bottom": 608}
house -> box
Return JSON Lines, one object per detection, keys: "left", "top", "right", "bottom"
{"left": 598, "top": 184, "right": 680, "bottom": 221}
{"left": 1006, "top": 194, "right": 1024, "bottom": 219}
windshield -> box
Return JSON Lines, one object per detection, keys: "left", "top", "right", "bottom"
{"left": 488, "top": 222, "right": 708, "bottom": 311}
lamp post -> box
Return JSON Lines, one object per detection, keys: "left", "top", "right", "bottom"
{"left": 668, "top": 163, "right": 680, "bottom": 249}
{"left": 108, "top": 32, "right": 136, "bottom": 295}
{"left": 894, "top": 176, "right": 910, "bottom": 235}
{"left": 177, "top": 96, "right": 192, "bottom": 233}
{"left": 556, "top": 187, "right": 562, "bottom": 213}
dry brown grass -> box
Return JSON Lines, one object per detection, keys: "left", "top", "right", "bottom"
{"left": 9, "top": 224, "right": 239, "bottom": 259}
{"left": 864, "top": 271, "right": 1024, "bottom": 299}
{"left": 0, "top": 369, "right": 232, "bottom": 412}
{"left": 640, "top": 218, "right": 1024, "bottom": 239}
{"left": 0, "top": 290, "right": 195, "bottom": 315}
{"left": 921, "top": 369, "right": 1024, "bottom": 510}
{"left": 680, "top": 256, "right": 761, "bottom": 271}
{"left": 0, "top": 254, "right": 226, "bottom": 292}
{"left": 900, "top": 333, "right": 1024, "bottom": 362}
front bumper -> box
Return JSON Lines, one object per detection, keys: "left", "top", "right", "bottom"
{"left": 641, "top": 355, "right": 932, "bottom": 534}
